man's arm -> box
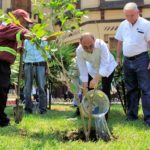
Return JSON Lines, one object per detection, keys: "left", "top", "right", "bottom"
{"left": 82, "top": 82, "right": 88, "bottom": 96}
{"left": 76, "top": 48, "right": 88, "bottom": 96}
{"left": 147, "top": 41, "right": 150, "bottom": 70}
{"left": 116, "top": 40, "right": 123, "bottom": 65}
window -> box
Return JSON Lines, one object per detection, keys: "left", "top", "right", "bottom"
{"left": 105, "top": 0, "right": 123, "bottom": 1}
{"left": 100, "top": 0, "right": 144, "bottom": 9}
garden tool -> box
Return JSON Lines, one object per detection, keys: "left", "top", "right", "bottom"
{"left": 13, "top": 51, "right": 24, "bottom": 124}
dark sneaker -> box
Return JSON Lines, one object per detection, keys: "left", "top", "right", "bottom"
{"left": 144, "top": 122, "right": 150, "bottom": 126}
{"left": 24, "top": 108, "right": 32, "bottom": 114}
{"left": 75, "top": 107, "right": 80, "bottom": 116}
{"left": 39, "top": 110, "right": 47, "bottom": 114}
{"left": 0, "top": 117, "right": 10, "bottom": 127}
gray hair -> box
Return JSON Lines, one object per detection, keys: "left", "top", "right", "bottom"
{"left": 123, "top": 2, "right": 138, "bottom": 11}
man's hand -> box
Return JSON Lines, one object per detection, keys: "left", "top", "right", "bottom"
{"left": 147, "top": 62, "right": 150, "bottom": 70}
{"left": 45, "top": 62, "right": 50, "bottom": 76}
{"left": 117, "top": 57, "right": 121, "bottom": 65}
{"left": 82, "top": 82, "right": 88, "bottom": 96}
{"left": 89, "top": 74, "right": 101, "bottom": 89}
{"left": 24, "top": 32, "right": 36, "bottom": 40}
{"left": 17, "top": 47, "right": 24, "bottom": 54}
{"left": 116, "top": 40, "right": 122, "bottom": 65}
{"left": 42, "top": 35, "right": 56, "bottom": 41}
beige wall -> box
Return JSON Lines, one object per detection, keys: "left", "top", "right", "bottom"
{"left": 63, "top": 29, "right": 81, "bottom": 44}
{"left": 81, "top": 11, "right": 101, "bottom": 22}
{"left": 63, "top": 21, "right": 120, "bottom": 44}
{"left": 2, "top": 0, "right": 11, "bottom": 13}
{"left": 142, "top": 8, "right": 150, "bottom": 18}
{"left": 81, "top": 0, "right": 100, "bottom": 9}
{"left": 105, "top": 10, "right": 124, "bottom": 20}
{"left": 144, "top": 0, "right": 150, "bottom": 5}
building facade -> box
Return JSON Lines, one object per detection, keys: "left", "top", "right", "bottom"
{"left": 63, "top": 0, "right": 150, "bottom": 50}
{"left": 0, "top": 0, "right": 31, "bottom": 14}
{"left": 2, "top": 0, "right": 150, "bottom": 50}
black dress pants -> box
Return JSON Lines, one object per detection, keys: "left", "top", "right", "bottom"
{"left": 0, "top": 60, "right": 11, "bottom": 123}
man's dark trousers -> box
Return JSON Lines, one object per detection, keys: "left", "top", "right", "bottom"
{"left": 123, "top": 52, "right": 150, "bottom": 123}
{"left": 0, "top": 60, "right": 10, "bottom": 126}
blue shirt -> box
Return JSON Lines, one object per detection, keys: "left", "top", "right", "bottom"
{"left": 23, "top": 39, "right": 50, "bottom": 63}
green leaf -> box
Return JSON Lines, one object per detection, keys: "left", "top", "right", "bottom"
{"left": 51, "top": 48, "right": 58, "bottom": 52}
{"left": 75, "top": 11, "right": 84, "bottom": 17}
{"left": 8, "top": 12, "right": 20, "bottom": 25}
{"left": 70, "top": 83, "right": 76, "bottom": 93}
{"left": 67, "top": 4, "right": 75, "bottom": 11}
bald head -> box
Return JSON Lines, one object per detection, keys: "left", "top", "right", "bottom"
{"left": 80, "top": 33, "right": 94, "bottom": 42}
{"left": 80, "top": 33, "right": 95, "bottom": 53}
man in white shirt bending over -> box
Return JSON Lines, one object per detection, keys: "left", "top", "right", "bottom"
{"left": 76, "top": 32, "right": 117, "bottom": 119}
{"left": 115, "top": 2, "right": 150, "bottom": 126}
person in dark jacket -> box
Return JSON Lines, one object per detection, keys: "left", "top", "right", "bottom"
{"left": 0, "top": 9, "right": 33, "bottom": 127}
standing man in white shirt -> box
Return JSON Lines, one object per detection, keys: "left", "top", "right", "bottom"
{"left": 76, "top": 32, "right": 117, "bottom": 119}
{"left": 115, "top": 2, "right": 150, "bottom": 126}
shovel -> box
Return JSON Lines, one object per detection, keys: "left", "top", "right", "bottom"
{"left": 13, "top": 52, "right": 24, "bottom": 124}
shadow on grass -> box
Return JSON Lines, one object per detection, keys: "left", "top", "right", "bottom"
{"left": 6, "top": 105, "right": 76, "bottom": 120}
{"left": 29, "top": 129, "right": 67, "bottom": 145}
{"left": 108, "top": 104, "right": 150, "bottom": 131}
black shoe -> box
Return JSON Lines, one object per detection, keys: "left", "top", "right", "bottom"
{"left": 0, "top": 117, "right": 10, "bottom": 127}
{"left": 105, "top": 113, "right": 108, "bottom": 121}
{"left": 39, "top": 110, "right": 47, "bottom": 114}
{"left": 24, "top": 108, "right": 32, "bottom": 114}
{"left": 144, "top": 122, "right": 150, "bottom": 126}
{"left": 75, "top": 107, "right": 80, "bottom": 116}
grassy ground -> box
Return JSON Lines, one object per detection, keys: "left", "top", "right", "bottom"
{"left": 0, "top": 104, "right": 150, "bottom": 150}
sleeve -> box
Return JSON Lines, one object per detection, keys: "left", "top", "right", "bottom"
{"left": 115, "top": 23, "right": 123, "bottom": 41}
{"left": 23, "top": 40, "right": 28, "bottom": 62}
{"left": 24, "top": 39, "right": 28, "bottom": 49}
{"left": 76, "top": 47, "right": 88, "bottom": 82}
{"left": 144, "top": 21, "right": 150, "bottom": 42}
{"left": 4, "top": 24, "right": 28, "bottom": 42}
{"left": 99, "top": 40, "right": 112, "bottom": 77}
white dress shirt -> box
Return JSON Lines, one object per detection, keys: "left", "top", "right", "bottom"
{"left": 115, "top": 17, "right": 150, "bottom": 57}
{"left": 76, "top": 39, "right": 117, "bottom": 82}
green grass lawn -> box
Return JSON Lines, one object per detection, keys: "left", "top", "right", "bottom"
{"left": 0, "top": 104, "right": 150, "bottom": 150}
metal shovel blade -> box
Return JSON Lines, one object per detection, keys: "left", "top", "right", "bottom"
{"left": 13, "top": 98, "right": 24, "bottom": 124}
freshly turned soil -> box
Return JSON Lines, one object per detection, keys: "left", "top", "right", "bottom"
{"left": 63, "top": 128, "right": 117, "bottom": 142}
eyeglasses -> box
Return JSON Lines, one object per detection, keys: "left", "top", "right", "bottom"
{"left": 82, "top": 44, "right": 94, "bottom": 50}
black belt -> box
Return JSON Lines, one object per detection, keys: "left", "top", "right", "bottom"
{"left": 25, "top": 61, "right": 46, "bottom": 66}
{"left": 125, "top": 52, "right": 148, "bottom": 60}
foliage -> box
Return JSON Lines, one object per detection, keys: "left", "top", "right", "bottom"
{"left": 0, "top": 0, "right": 85, "bottom": 84}
{"left": 30, "top": 0, "right": 85, "bottom": 81}
{"left": 48, "top": 42, "right": 75, "bottom": 79}
{"left": 32, "top": 0, "right": 84, "bottom": 31}
{"left": 10, "top": 55, "right": 19, "bottom": 85}
{"left": 29, "top": 1, "right": 89, "bottom": 140}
